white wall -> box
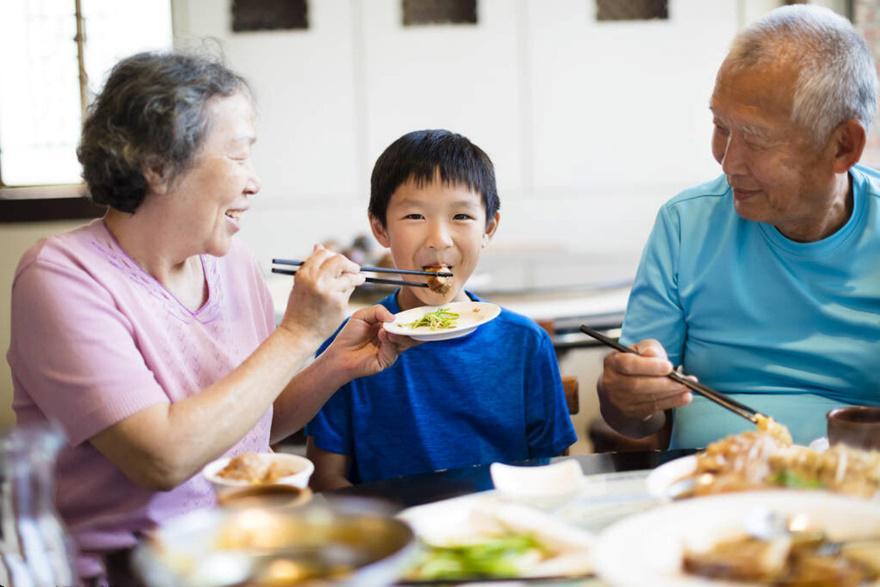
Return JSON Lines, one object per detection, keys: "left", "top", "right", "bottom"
{"left": 172, "top": 0, "right": 757, "bottom": 268}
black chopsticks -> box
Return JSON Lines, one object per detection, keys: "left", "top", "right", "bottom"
{"left": 273, "top": 258, "right": 452, "bottom": 278}
{"left": 579, "top": 324, "right": 760, "bottom": 423}
{"left": 271, "top": 258, "right": 453, "bottom": 288}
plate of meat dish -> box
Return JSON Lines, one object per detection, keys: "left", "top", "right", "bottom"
{"left": 594, "top": 490, "right": 880, "bottom": 587}
{"left": 645, "top": 418, "right": 880, "bottom": 501}
{"left": 383, "top": 301, "right": 501, "bottom": 342}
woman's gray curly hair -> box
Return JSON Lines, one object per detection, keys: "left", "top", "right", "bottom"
{"left": 77, "top": 51, "right": 250, "bottom": 213}
{"left": 725, "top": 5, "right": 878, "bottom": 146}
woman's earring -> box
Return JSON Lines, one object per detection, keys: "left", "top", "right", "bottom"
{"left": 481, "top": 234, "right": 489, "bottom": 248}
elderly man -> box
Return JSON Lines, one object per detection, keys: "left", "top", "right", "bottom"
{"left": 598, "top": 5, "right": 880, "bottom": 448}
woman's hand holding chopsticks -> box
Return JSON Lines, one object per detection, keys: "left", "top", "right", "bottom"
{"left": 278, "top": 245, "right": 365, "bottom": 345}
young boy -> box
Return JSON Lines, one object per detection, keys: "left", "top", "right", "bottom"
{"left": 305, "top": 129, "right": 576, "bottom": 489}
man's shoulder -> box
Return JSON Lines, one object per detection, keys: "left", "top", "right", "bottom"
{"left": 853, "top": 163, "right": 880, "bottom": 199}
{"left": 664, "top": 175, "right": 730, "bottom": 211}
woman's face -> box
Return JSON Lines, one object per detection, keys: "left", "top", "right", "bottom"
{"left": 160, "top": 92, "right": 260, "bottom": 257}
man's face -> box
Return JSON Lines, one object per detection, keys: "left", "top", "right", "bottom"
{"left": 710, "top": 61, "right": 838, "bottom": 239}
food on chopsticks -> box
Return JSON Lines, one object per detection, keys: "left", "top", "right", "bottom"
{"left": 675, "top": 424, "right": 880, "bottom": 499}
{"left": 408, "top": 532, "right": 550, "bottom": 581}
{"left": 217, "top": 452, "right": 299, "bottom": 484}
{"left": 683, "top": 529, "right": 880, "bottom": 585}
{"left": 755, "top": 414, "right": 793, "bottom": 445}
{"left": 401, "top": 307, "right": 460, "bottom": 331}
{"left": 425, "top": 265, "right": 452, "bottom": 294}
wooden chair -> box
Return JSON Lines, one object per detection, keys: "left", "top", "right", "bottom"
{"left": 561, "top": 375, "right": 579, "bottom": 415}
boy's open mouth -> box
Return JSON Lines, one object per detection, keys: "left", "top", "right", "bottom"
{"left": 421, "top": 264, "right": 453, "bottom": 273}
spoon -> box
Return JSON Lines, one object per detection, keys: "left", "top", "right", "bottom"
{"left": 746, "top": 509, "right": 880, "bottom": 555}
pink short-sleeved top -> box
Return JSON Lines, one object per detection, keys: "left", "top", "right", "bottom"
{"left": 7, "top": 219, "right": 276, "bottom": 579}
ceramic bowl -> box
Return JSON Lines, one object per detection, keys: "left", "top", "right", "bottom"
{"left": 202, "top": 452, "right": 315, "bottom": 491}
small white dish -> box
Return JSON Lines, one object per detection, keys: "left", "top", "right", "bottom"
{"left": 383, "top": 301, "right": 500, "bottom": 342}
{"left": 644, "top": 455, "right": 697, "bottom": 500}
{"left": 490, "top": 461, "right": 584, "bottom": 509}
{"left": 202, "top": 452, "right": 314, "bottom": 490}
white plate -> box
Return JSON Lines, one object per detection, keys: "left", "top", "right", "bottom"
{"left": 398, "top": 493, "right": 594, "bottom": 577}
{"left": 383, "top": 301, "right": 501, "bottom": 341}
{"left": 594, "top": 490, "right": 880, "bottom": 587}
{"left": 644, "top": 455, "right": 697, "bottom": 500}
{"left": 202, "top": 452, "right": 314, "bottom": 490}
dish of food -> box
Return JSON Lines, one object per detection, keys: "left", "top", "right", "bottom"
{"left": 594, "top": 490, "right": 880, "bottom": 587}
{"left": 646, "top": 424, "right": 880, "bottom": 500}
{"left": 383, "top": 301, "right": 501, "bottom": 342}
{"left": 202, "top": 452, "right": 314, "bottom": 490}
{"left": 682, "top": 527, "right": 880, "bottom": 585}
{"left": 398, "top": 494, "right": 594, "bottom": 581}
{"left": 134, "top": 500, "right": 416, "bottom": 587}
{"left": 400, "top": 307, "right": 460, "bottom": 331}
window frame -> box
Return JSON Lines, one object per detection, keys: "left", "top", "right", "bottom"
{"left": 2, "top": 0, "right": 103, "bottom": 223}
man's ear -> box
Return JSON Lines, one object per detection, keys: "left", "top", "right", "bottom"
{"left": 831, "top": 119, "right": 866, "bottom": 173}
{"left": 369, "top": 213, "right": 391, "bottom": 248}
{"left": 483, "top": 211, "right": 501, "bottom": 246}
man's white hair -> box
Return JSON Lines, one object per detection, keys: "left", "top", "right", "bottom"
{"left": 725, "top": 5, "right": 878, "bottom": 145}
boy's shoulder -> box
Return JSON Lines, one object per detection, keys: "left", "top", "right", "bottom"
{"left": 493, "top": 304, "right": 550, "bottom": 339}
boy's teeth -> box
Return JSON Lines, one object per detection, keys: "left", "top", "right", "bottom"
{"left": 225, "top": 210, "right": 240, "bottom": 219}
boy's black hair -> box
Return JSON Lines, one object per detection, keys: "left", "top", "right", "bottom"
{"left": 369, "top": 129, "right": 500, "bottom": 226}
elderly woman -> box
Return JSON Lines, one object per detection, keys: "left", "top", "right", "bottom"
{"left": 7, "top": 51, "right": 412, "bottom": 585}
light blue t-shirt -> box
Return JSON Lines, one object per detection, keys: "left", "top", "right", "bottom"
{"left": 621, "top": 165, "right": 880, "bottom": 448}
{"left": 305, "top": 291, "right": 577, "bottom": 483}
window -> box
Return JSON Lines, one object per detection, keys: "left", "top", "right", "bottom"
{"left": 232, "top": 0, "right": 309, "bottom": 33}
{"left": 402, "top": 0, "right": 478, "bottom": 26}
{"left": 0, "top": 0, "right": 172, "bottom": 221}
{"left": 596, "top": 0, "right": 668, "bottom": 22}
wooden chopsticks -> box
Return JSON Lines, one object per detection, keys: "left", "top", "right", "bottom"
{"left": 579, "top": 324, "right": 760, "bottom": 423}
{"left": 271, "top": 258, "right": 453, "bottom": 289}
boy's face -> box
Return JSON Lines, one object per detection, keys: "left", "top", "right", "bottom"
{"left": 370, "top": 177, "right": 500, "bottom": 310}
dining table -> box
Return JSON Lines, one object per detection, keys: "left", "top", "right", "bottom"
{"left": 330, "top": 449, "right": 696, "bottom": 511}
{"left": 323, "top": 449, "right": 698, "bottom": 586}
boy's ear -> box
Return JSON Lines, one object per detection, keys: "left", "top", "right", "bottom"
{"left": 369, "top": 213, "right": 391, "bottom": 248}
{"left": 483, "top": 211, "right": 501, "bottom": 246}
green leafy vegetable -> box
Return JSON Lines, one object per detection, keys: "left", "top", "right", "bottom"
{"left": 401, "top": 307, "right": 460, "bottom": 331}
{"left": 770, "top": 469, "right": 825, "bottom": 489}
{"left": 408, "top": 533, "right": 548, "bottom": 580}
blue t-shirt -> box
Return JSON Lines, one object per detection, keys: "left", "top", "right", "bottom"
{"left": 622, "top": 164, "right": 880, "bottom": 448}
{"left": 305, "top": 291, "right": 577, "bottom": 483}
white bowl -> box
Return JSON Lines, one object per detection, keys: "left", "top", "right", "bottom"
{"left": 489, "top": 460, "right": 584, "bottom": 509}
{"left": 202, "top": 452, "right": 314, "bottom": 490}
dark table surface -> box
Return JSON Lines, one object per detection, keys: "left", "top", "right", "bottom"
{"left": 330, "top": 449, "right": 696, "bottom": 511}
